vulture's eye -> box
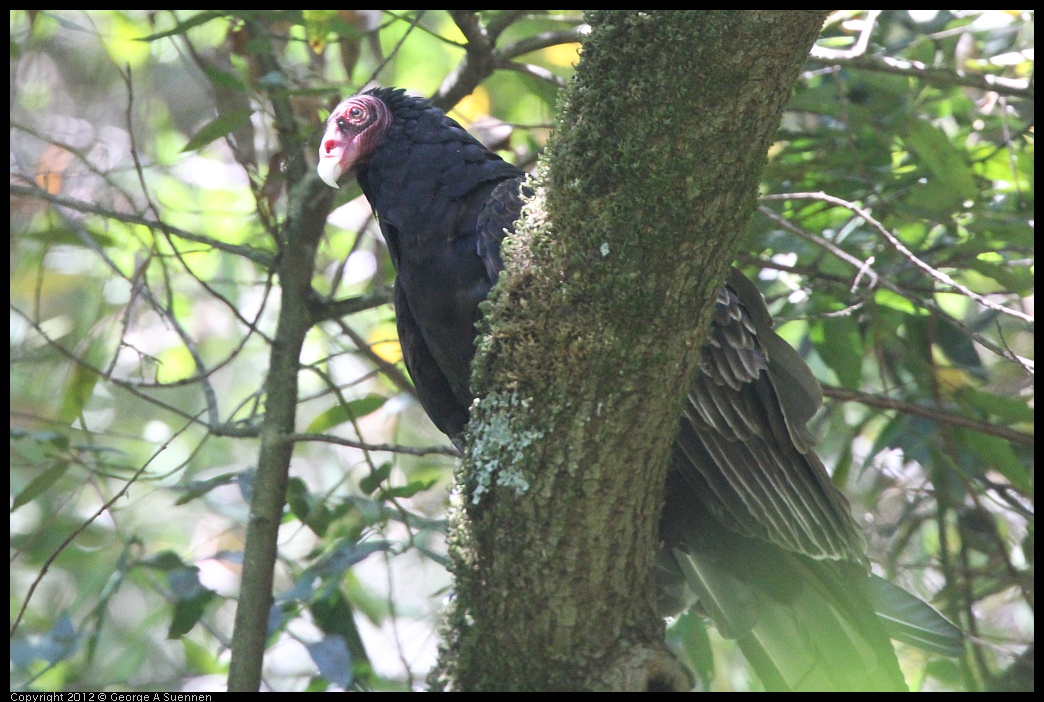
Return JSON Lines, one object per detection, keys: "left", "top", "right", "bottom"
{"left": 348, "top": 105, "right": 365, "bottom": 120}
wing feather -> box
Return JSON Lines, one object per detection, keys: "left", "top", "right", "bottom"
{"left": 671, "top": 273, "right": 867, "bottom": 564}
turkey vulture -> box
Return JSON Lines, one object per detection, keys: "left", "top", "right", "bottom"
{"left": 318, "top": 87, "right": 960, "bottom": 691}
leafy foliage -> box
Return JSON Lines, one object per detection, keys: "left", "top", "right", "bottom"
{"left": 10, "top": 10, "right": 1032, "bottom": 692}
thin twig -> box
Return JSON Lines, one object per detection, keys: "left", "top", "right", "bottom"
{"left": 822, "top": 384, "right": 1033, "bottom": 447}
{"left": 810, "top": 10, "right": 881, "bottom": 60}
{"left": 11, "top": 416, "right": 200, "bottom": 638}
{"left": 286, "top": 432, "right": 459, "bottom": 457}
{"left": 499, "top": 27, "right": 587, "bottom": 60}
{"left": 757, "top": 200, "right": 1033, "bottom": 372}
{"left": 8, "top": 183, "right": 274, "bottom": 267}
{"left": 808, "top": 51, "right": 1033, "bottom": 100}
{"left": 764, "top": 192, "right": 1033, "bottom": 325}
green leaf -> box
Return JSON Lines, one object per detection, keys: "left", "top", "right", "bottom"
{"left": 956, "top": 428, "right": 1031, "bottom": 493}
{"left": 933, "top": 316, "right": 983, "bottom": 372}
{"left": 381, "top": 478, "right": 437, "bottom": 500}
{"left": 11, "top": 462, "right": 69, "bottom": 512}
{"left": 21, "top": 226, "right": 114, "bottom": 248}
{"left": 174, "top": 472, "right": 240, "bottom": 505}
{"left": 904, "top": 179, "right": 966, "bottom": 216}
{"left": 963, "top": 257, "right": 1034, "bottom": 296}
{"left": 874, "top": 289, "right": 922, "bottom": 315}
{"left": 667, "top": 609, "right": 714, "bottom": 688}
{"left": 306, "top": 394, "right": 388, "bottom": 433}
{"left": 168, "top": 589, "right": 216, "bottom": 639}
{"left": 288, "top": 477, "right": 333, "bottom": 536}
{"left": 307, "top": 636, "right": 352, "bottom": 688}
{"left": 141, "top": 550, "right": 188, "bottom": 571}
{"left": 138, "top": 551, "right": 219, "bottom": 638}
{"left": 182, "top": 636, "right": 223, "bottom": 675}
{"left": 135, "top": 11, "right": 224, "bottom": 42}
{"left": 956, "top": 388, "right": 1034, "bottom": 425}
{"left": 202, "top": 66, "right": 248, "bottom": 92}
{"left": 359, "top": 463, "right": 392, "bottom": 495}
{"left": 811, "top": 316, "right": 863, "bottom": 389}
{"left": 180, "top": 109, "right": 254, "bottom": 153}
{"left": 304, "top": 540, "right": 391, "bottom": 579}
{"left": 310, "top": 590, "right": 371, "bottom": 671}
{"left": 59, "top": 362, "right": 100, "bottom": 424}
{"left": 903, "top": 117, "right": 977, "bottom": 202}
{"left": 869, "top": 575, "right": 964, "bottom": 657}
{"left": 286, "top": 477, "right": 313, "bottom": 522}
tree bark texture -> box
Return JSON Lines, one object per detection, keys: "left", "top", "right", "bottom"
{"left": 432, "top": 10, "right": 829, "bottom": 691}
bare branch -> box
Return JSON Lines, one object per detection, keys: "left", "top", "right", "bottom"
{"left": 757, "top": 201, "right": 1033, "bottom": 372}
{"left": 8, "top": 183, "right": 274, "bottom": 267}
{"left": 822, "top": 384, "right": 1033, "bottom": 447}
{"left": 808, "top": 50, "right": 1033, "bottom": 100}
{"left": 11, "top": 417, "right": 200, "bottom": 638}
{"left": 494, "top": 58, "right": 569, "bottom": 88}
{"left": 286, "top": 432, "right": 458, "bottom": 457}
{"left": 434, "top": 11, "right": 496, "bottom": 110}
{"left": 499, "top": 27, "right": 588, "bottom": 61}
{"left": 308, "top": 288, "right": 394, "bottom": 323}
{"left": 332, "top": 318, "right": 418, "bottom": 399}
{"left": 227, "top": 18, "right": 336, "bottom": 692}
{"left": 10, "top": 303, "right": 261, "bottom": 437}
{"left": 812, "top": 11, "right": 881, "bottom": 60}
{"left": 485, "top": 10, "right": 528, "bottom": 40}
{"left": 764, "top": 192, "right": 1034, "bottom": 326}
{"left": 366, "top": 11, "right": 429, "bottom": 88}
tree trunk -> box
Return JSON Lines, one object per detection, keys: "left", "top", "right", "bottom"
{"left": 432, "top": 10, "right": 829, "bottom": 691}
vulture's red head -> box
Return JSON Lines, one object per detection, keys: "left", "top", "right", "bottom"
{"left": 318, "top": 93, "right": 390, "bottom": 188}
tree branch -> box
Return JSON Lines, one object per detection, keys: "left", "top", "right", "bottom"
{"left": 822, "top": 384, "right": 1033, "bottom": 447}
{"left": 756, "top": 203, "right": 1032, "bottom": 371}
{"left": 8, "top": 183, "right": 274, "bottom": 267}
{"left": 226, "top": 19, "right": 335, "bottom": 692}
{"left": 434, "top": 11, "right": 496, "bottom": 110}
{"left": 764, "top": 192, "right": 1033, "bottom": 325}
{"left": 809, "top": 50, "right": 1033, "bottom": 100}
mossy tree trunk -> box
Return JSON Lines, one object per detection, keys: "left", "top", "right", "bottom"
{"left": 432, "top": 11, "right": 829, "bottom": 691}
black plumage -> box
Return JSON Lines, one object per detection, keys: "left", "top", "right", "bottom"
{"left": 318, "top": 87, "right": 959, "bottom": 691}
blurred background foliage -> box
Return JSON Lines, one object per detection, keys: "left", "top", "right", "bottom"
{"left": 10, "top": 10, "right": 1033, "bottom": 692}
